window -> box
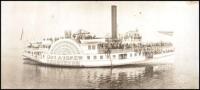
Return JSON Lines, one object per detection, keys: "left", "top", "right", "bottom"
{"left": 79, "top": 56, "right": 83, "bottom": 60}
{"left": 100, "top": 56, "right": 103, "bottom": 59}
{"left": 113, "top": 55, "right": 116, "bottom": 59}
{"left": 74, "top": 56, "right": 78, "bottom": 60}
{"left": 87, "top": 56, "right": 90, "bottom": 60}
{"left": 124, "top": 54, "right": 127, "bottom": 59}
{"left": 130, "top": 53, "right": 132, "bottom": 57}
{"left": 92, "top": 45, "right": 95, "bottom": 50}
{"left": 93, "top": 56, "right": 97, "bottom": 59}
{"left": 119, "top": 54, "right": 127, "bottom": 59}
{"left": 119, "top": 54, "right": 122, "bottom": 59}
{"left": 135, "top": 53, "right": 137, "bottom": 56}
{"left": 88, "top": 45, "right": 91, "bottom": 50}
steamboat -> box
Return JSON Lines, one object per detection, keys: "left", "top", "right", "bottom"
{"left": 23, "top": 5, "right": 175, "bottom": 67}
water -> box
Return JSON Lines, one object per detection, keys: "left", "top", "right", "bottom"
{"left": 20, "top": 62, "right": 174, "bottom": 89}
{"left": 1, "top": 47, "right": 198, "bottom": 89}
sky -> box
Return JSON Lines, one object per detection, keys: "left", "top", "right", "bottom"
{"left": 1, "top": 1, "right": 198, "bottom": 40}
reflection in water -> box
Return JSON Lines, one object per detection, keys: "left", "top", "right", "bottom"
{"left": 22, "top": 60, "right": 174, "bottom": 89}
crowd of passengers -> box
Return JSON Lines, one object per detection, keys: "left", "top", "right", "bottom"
{"left": 98, "top": 41, "right": 174, "bottom": 55}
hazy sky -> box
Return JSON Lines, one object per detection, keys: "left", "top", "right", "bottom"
{"left": 1, "top": 1, "right": 198, "bottom": 39}
{"left": 1, "top": 1, "right": 199, "bottom": 47}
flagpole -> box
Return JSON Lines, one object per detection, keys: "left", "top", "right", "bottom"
{"left": 20, "top": 28, "right": 23, "bottom": 40}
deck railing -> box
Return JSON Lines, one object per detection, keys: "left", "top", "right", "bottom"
{"left": 98, "top": 48, "right": 134, "bottom": 54}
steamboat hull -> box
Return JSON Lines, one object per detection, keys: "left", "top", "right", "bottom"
{"left": 23, "top": 52, "right": 174, "bottom": 67}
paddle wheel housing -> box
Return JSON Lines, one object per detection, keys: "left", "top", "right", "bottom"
{"left": 49, "top": 39, "right": 82, "bottom": 55}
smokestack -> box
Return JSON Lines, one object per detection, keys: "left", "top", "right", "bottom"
{"left": 111, "top": 5, "right": 117, "bottom": 40}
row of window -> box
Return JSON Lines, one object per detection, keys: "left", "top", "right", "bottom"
{"left": 86, "top": 53, "right": 140, "bottom": 60}
{"left": 26, "top": 51, "right": 42, "bottom": 55}
{"left": 88, "top": 45, "right": 96, "bottom": 50}
{"left": 87, "top": 55, "right": 103, "bottom": 60}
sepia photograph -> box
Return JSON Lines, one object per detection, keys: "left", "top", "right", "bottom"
{"left": 1, "top": 1, "right": 199, "bottom": 89}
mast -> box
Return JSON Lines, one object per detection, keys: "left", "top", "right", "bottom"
{"left": 20, "top": 28, "right": 23, "bottom": 40}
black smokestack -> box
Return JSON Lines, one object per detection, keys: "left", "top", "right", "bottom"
{"left": 111, "top": 5, "right": 117, "bottom": 40}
